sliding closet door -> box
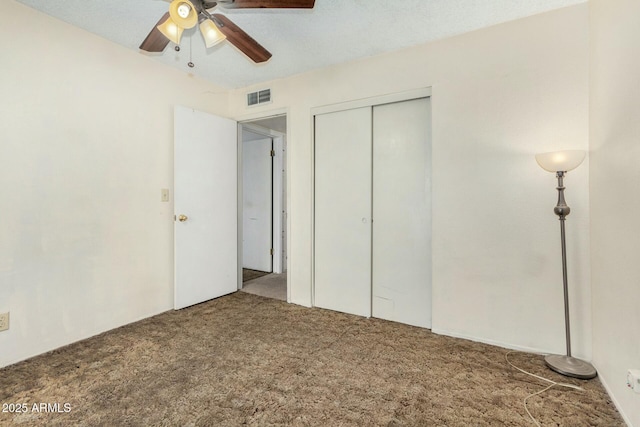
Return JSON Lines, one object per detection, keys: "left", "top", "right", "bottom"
{"left": 372, "top": 98, "right": 432, "bottom": 328}
{"left": 314, "top": 107, "right": 372, "bottom": 317}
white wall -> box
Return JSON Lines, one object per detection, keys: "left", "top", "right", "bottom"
{"left": 0, "top": 1, "right": 229, "bottom": 367}
{"left": 230, "top": 4, "right": 591, "bottom": 357}
{"left": 0, "top": 0, "right": 596, "bottom": 374}
{"left": 590, "top": 0, "right": 640, "bottom": 425}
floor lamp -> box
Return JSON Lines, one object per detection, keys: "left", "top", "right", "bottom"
{"left": 535, "top": 150, "right": 597, "bottom": 380}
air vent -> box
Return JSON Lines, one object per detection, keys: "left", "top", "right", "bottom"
{"left": 247, "top": 89, "right": 271, "bottom": 107}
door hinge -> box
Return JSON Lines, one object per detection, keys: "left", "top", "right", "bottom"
{"left": 270, "top": 248, "right": 274, "bottom": 256}
{"left": 270, "top": 149, "right": 275, "bottom": 157}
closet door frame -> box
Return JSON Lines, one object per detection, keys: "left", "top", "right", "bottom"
{"left": 311, "top": 87, "right": 432, "bottom": 311}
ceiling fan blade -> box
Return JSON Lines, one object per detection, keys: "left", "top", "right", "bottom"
{"left": 212, "top": 14, "right": 272, "bottom": 63}
{"left": 139, "top": 12, "right": 171, "bottom": 52}
{"left": 218, "top": 0, "right": 315, "bottom": 9}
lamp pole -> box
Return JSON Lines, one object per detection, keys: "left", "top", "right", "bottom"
{"left": 544, "top": 171, "right": 597, "bottom": 379}
{"left": 554, "top": 171, "right": 572, "bottom": 357}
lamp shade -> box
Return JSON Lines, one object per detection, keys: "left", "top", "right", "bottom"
{"left": 535, "top": 150, "right": 586, "bottom": 173}
{"left": 157, "top": 17, "right": 184, "bottom": 44}
{"left": 199, "top": 19, "right": 226, "bottom": 48}
{"left": 169, "top": 0, "right": 198, "bottom": 29}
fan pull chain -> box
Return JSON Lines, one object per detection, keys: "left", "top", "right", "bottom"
{"left": 188, "top": 36, "right": 195, "bottom": 68}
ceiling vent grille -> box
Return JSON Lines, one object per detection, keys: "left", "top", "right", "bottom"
{"left": 247, "top": 89, "right": 272, "bottom": 107}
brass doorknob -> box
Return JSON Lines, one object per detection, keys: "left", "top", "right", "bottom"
{"left": 178, "top": 214, "right": 188, "bottom": 222}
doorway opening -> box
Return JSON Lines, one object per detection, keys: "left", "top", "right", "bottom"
{"left": 238, "top": 114, "right": 287, "bottom": 302}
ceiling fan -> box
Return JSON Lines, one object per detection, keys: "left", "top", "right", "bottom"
{"left": 139, "top": 0, "right": 316, "bottom": 63}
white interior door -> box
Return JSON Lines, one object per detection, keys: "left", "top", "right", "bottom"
{"left": 372, "top": 98, "right": 432, "bottom": 328}
{"left": 314, "top": 107, "right": 372, "bottom": 317}
{"left": 242, "top": 136, "right": 273, "bottom": 272}
{"left": 174, "top": 105, "right": 238, "bottom": 310}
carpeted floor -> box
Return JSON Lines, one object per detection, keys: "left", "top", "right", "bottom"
{"left": 242, "top": 269, "right": 271, "bottom": 282}
{"left": 0, "top": 292, "right": 623, "bottom": 426}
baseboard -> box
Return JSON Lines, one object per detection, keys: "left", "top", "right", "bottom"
{"left": 592, "top": 364, "right": 634, "bottom": 427}
{"left": 1, "top": 307, "right": 172, "bottom": 369}
{"left": 430, "top": 327, "right": 554, "bottom": 355}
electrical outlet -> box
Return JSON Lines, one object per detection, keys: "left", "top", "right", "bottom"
{"left": 0, "top": 312, "right": 9, "bottom": 332}
{"left": 627, "top": 369, "right": 640, "bottom": 394}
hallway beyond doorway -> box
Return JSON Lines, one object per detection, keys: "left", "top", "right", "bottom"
{"left": 241, "top": 272, "right": 287, "bottom": 301}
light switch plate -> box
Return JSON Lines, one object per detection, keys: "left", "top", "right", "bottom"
{"left": 161, "top": 189, "right": 170, "bottom": 202}
{"left": 0, "top": 312, "right": 9, "bottom": 331}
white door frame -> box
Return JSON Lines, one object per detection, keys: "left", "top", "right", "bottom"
{"left": 310, "top": 88, "right": 432, "bottom": 311}
{"left": 235, "top": 109, "right": 289, "bottom": 301}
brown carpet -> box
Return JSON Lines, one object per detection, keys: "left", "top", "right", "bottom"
{"left": 0, "top": 292, "right": 623, "bottom": 426}
{"left": 243, "top": 268, "right": 271, "bottom": 282}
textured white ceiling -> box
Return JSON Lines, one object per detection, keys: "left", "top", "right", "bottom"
{"left": 15, "top": 0, "right": 585, "bottom": 89}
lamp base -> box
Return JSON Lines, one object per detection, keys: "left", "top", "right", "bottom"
{"left": 545, "top": 354, "right": 597, "bottom": 379}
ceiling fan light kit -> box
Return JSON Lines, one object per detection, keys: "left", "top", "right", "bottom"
{"left": 157, "top": 17, "right": 185, "bottom": 44}
{"left": 169, "top": 0, "right": 199, "bottom": 29}
{"left": 199, "top": 18, "right": 227, "bottom": 48}
{"left": 140, "top": 0, "right": 316, "bottom": 63}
